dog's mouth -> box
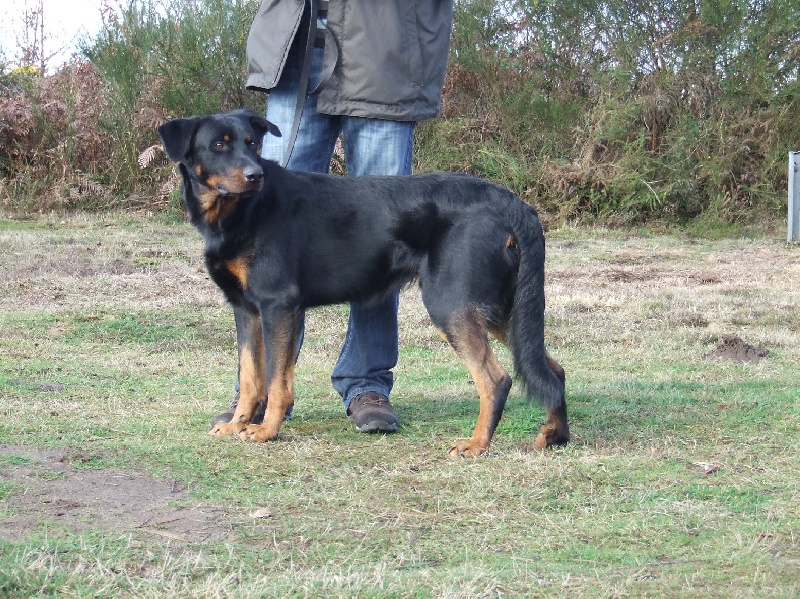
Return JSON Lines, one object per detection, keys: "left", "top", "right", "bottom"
{"left": 207, "top": 173, "right": 263, "bottom": 198}
{"left": 216, "top": 180, "right": 263, "bottom": 197}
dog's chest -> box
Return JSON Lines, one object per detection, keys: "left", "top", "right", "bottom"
{"left": 204, "top": 248, "right": 252, "bottom": 301}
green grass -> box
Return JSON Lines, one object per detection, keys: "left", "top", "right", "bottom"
{"left": 0, "top": 214, "right": 798, "bottom": 597}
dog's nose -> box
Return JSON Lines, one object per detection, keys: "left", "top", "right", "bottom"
{"left": 244, "top": 167, "right": 263, "bottom": 183}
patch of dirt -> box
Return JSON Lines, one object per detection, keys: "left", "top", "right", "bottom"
{"left": 0, "top": 444, "right": 233, "bottom": 544}
{"left": 706, "top": 335, "right": 769, "bottom": 364}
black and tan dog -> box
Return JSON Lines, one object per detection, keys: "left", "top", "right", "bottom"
{"left": 157, "top": 109, "right": 569, "bottom": 456}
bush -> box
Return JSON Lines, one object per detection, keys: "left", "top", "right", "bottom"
{"left": 0, "top": 60, "right": 116, "bottom": 211}
{"left": 1, "top": 0, "right": 262, "bottom": 212}
{"left": 418, "top": 0, "right": 799, "bottom": 227}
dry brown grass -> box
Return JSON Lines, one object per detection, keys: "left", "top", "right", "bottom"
{"left": 544, "top": 231, "right": 799, "bottom": 373}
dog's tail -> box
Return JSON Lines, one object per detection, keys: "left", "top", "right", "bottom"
{"left": 506, "top": 201, "right": 566, "bottom": 412}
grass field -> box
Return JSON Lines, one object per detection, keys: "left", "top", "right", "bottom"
{"left": 1, "top": 213, "right": 798, "bottom": 597}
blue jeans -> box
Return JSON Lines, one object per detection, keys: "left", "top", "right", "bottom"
{"left": 261, "top": 39, "right": 415, "bottom": 412}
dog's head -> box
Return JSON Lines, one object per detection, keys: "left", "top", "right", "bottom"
{"left": 158, "top": 110, "right": 281, "bottom": 223}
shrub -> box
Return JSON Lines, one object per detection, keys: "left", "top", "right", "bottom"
{"left": 0, "top": 60, "right": 116, "bottom": 211}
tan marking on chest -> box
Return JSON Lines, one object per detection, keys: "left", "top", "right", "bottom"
{"left": 226, "top": 255, "right": 251, "bottom": 289}
{"left": 198, "top": 180, "right": 239, "bottom": 225}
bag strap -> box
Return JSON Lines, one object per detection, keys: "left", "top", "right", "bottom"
{"left": 281, "top": 0, "right": 338, "bottom": 167}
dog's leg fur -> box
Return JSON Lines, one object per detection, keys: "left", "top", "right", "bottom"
{"left": 210, "top": 307, "right": 265, "bottom": 436}
{"left": 443, "top": 309, "right": 512, "bottom": 457}
{"left": 240, "top": 308, "right": 300, "bottom": 442}
{"left": 528, "top": 355, "right": 570, "bottom": 450}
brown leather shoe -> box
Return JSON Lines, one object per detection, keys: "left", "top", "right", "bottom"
{"left": 347, "top": 392, "right": 399, "bottom": 433}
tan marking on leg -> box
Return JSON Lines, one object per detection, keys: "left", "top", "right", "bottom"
{"left": 546, "top": 353, "right": 565, "bottom": 383}
{"left": 446, "top": 310, "right": 511, "bottom": 457}
{"left": 529, "top": 403, "right": 570, "bottom": 450}
{"left": 241, "top": 318, "right": 297, "bottom": 442}
{"left": 210, "top": 320, "right": 265, "bottom": 437}
{"left": 527, "top": 353, "right": 569, "bottom": 449}
{"left": 244, "top": 360, "right": 294, "bottom": 442}
{"left": 488, "top": 324, "right": 509, "bottom": 347}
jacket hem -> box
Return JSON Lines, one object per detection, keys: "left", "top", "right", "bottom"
{"left": 316, "top": 99, "right": 439, "bottom": 122}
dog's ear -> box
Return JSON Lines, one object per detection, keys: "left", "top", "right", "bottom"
{"left": 158, "top": 117, "right": 201, "bottom": 163}
{"left": 251, "top": 115, "right": 282, "bottom": 139}
{"left": 229, "top": 108, "right": 282, "bottom": 139}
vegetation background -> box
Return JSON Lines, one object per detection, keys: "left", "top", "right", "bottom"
{"left": 1, "top": 0, "right": 798, "bottom": 229}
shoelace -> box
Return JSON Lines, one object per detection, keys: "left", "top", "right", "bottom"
{"left": 354, "top": 395, "right": 389, "bottom": 407}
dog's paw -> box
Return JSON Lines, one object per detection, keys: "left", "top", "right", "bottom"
{"left": 239, "top": 424, "right": 279, "bottom": 443}
{"left": 448, "top": 439, "right": 489, "bottom": 458}
{"left": 527, "top": 422, "right": 570, "bottom": 451}
{"left": 209, "top": 422, "right": 246, "bottom": 436}
{"left": 529, "top": 431, "right": 550, "bottom": 451}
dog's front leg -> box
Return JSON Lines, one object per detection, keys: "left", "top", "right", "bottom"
{"left": 240, "top": 305, "right": 300, "bottom": 442}
{"left": 210, "top": 306, "right": 265, "bottom": 437}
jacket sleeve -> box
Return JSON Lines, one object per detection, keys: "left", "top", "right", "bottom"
{"left": 245, "top": 0, "right": 305, "bottom": 93}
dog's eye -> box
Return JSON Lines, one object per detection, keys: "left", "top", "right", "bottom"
{"left": 213, "top": 141, "right": 225, "bottom": 150}
{"left": 245, "top": 138, "right": 256, "bottom": 148}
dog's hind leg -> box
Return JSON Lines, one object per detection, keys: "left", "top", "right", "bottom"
{"left": 527, "top": 354, "right": 570, "bottom": 450}
{"left": 439, "top": 308, "right": 512, "bottom": 457}
{"left": 489, "top": 330, "right": 570, "bottom": 451}
{"left": 210, "top": 307, "right": 265, "bottom": 437}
